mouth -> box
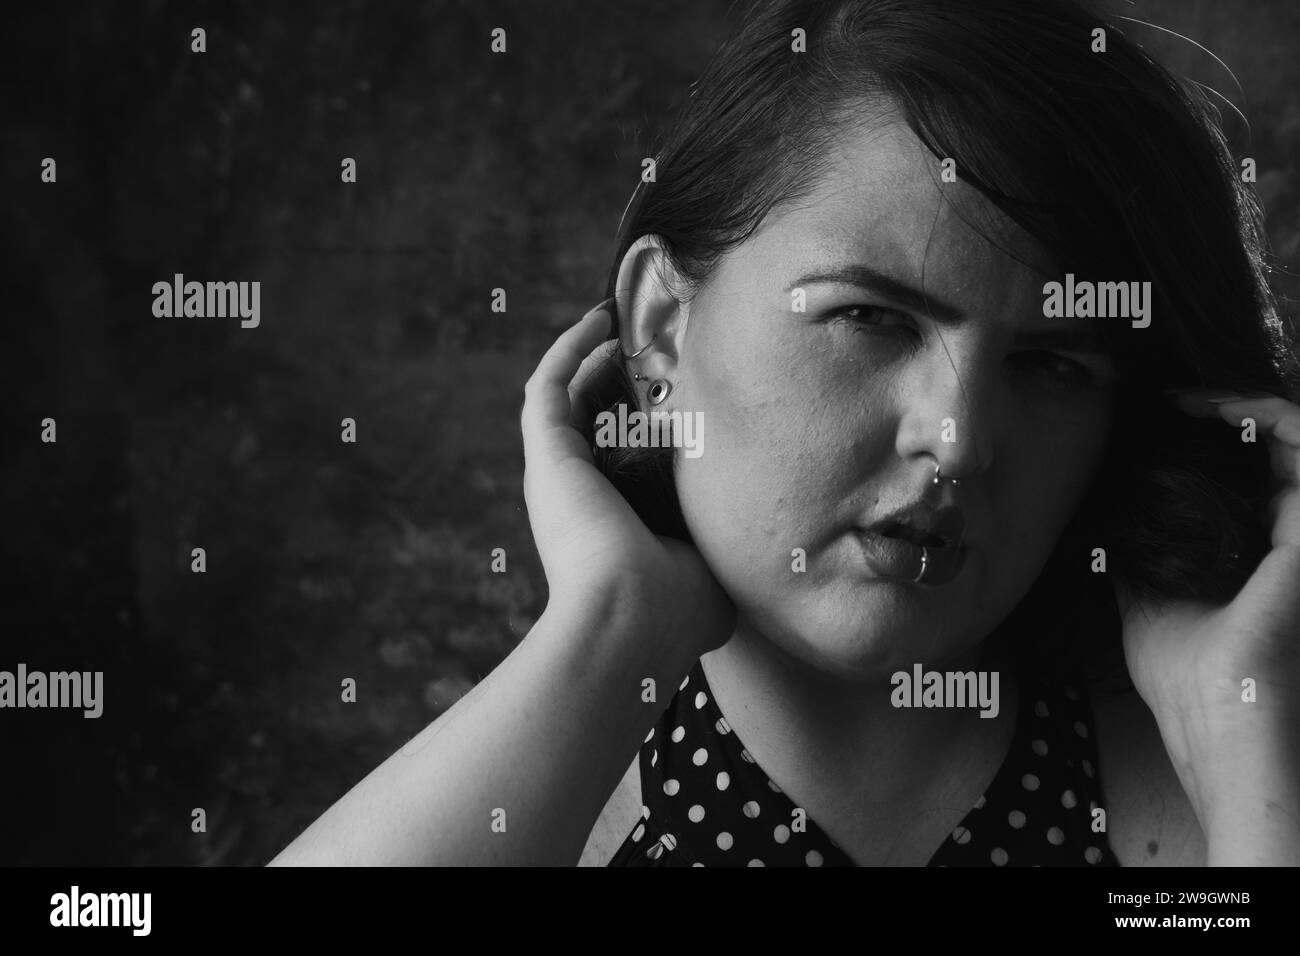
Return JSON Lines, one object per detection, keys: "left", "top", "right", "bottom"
{"left": 855, "top": 505, "right": 968, "bottom": 586}
{"left": 871, "top": 520, "right": 954, "bottom": 550}
{"left": 865, "top": 504, "right": 967, "bottom": 550}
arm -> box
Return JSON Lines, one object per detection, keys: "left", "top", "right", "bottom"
{"left": 269, "top": 589, "right": 694, "bottom": 866}
{"left": 271, "top": 300, "right": 735, "bottom": 866}
{"left": 1118, "top": 391, "right": 1300, "bottom": 866}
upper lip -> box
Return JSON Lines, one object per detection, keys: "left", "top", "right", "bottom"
{"left": 864, "top": 503, "right": 967, "bottom": 549}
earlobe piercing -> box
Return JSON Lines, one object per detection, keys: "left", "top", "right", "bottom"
{"left": 622, "top": 332, "right": 671, "bottom": 405}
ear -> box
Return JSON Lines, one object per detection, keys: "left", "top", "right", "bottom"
{"left": 614, "top": 235, "right": 690, "bottom": 408}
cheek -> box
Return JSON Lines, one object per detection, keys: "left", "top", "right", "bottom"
{"left": 671, "top": 336, "right": 855, "bottom": 570}
{"left": 994, "top": 412, "right": 1112, "bottom": 553}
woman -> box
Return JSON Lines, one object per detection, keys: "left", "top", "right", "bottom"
{"left": 271, "top": 0, "right": 1300, "bottom": 866}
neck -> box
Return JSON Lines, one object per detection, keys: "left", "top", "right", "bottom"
{"left": 700, "top": 622, "right": 1019, "bottom": 815}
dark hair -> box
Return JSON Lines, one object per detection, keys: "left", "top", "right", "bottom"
{"left": 576, "top": 0, "right": 1299, "bottom": 672}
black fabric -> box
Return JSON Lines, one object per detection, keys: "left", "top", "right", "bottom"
{"left": 608, "top": 658, "right": 1120, "bottom": 867}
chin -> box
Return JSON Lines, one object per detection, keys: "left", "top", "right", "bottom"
{"left": 755, "top": 612, "right": 928, "bottom": 684}
{"left": 755, "top": 582, "right": 980, "bottom": 681}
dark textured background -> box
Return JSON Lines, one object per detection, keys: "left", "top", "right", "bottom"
{"left": 2, "top": 0, "right": 1296, "bottom": 865}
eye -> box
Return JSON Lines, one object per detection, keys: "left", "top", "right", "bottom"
{"left": 1009, "top": 350, "right": 1096, "bottom": 387}
{"left": 826, "top": 304, "right": 915, "bottom": 336}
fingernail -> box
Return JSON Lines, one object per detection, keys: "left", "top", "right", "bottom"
{"left": 1163, "top": 388, "right": 1252, "bottom": 404}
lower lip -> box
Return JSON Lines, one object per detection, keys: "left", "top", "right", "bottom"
{"left": 855, "top": 531, "right": 967, "bottom": 587}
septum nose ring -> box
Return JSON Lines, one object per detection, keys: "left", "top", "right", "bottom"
{"left": 933, "top": 463, "right": 960, "bottom": 487}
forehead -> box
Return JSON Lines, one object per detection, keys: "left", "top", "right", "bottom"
{"left": 743, "top": 117, "right": 1051, "bottom": 318}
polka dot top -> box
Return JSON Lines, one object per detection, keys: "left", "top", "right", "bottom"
{"left": 607, "top": 658, "right": 1119, "bottom": 867}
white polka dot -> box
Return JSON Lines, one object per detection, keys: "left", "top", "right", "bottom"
{"left": 773, "top": 825, "right": 791, "bottom": 844}
{"left": 692, "top": 862, "right": 704, "bottom": 867}
{"left": 642, "top": 805, "right": 650, "bottom": 819}
{"left": 742, "top": 800, "right": 761, "bottom": 819}
{"left": 651, "top": 749, "right": 657, "bottom": 767}
{"left": 806, "top": 850, "right": 824, "bottom": 867}
{"left": 1021, "top": 773, "right": 1040, "bottom": 791}
{"left": 1074, "top": 720, "right": 1089, "bottom": 738}
{"left": 1065, "top": 686, "right": 1081, "bottom": 701}
{"left": 694, "top": 691, "right": 708, "bottom": 709}
{"left": 1047, "top": 826, "right": 1065, "bottom": 845}
{"left": 991, "top": 847, "right": 1009, "bottom": 866}
{"left": 646, "top": 843, "right": 663, "bottom": 860}
{"left": 663, "top": 778, "right": 680, "bottom": 796}
{"left": 716, "top": 771, "right": 730, "bottom": 791}
{"left": 661, "top": 833, "right": 677, "bottom": 851}
{"left": 643, "top": 728, "right": 654, "bottom": 743}
{"left": 952, "top": 825, "right": 972, "bottom": 845}
{"left": 632, "top": 823, "right": 645, "bottom": 842}
{"left": 748, "top": 858, "right": 765, "bottom": 867}
{"left": 688, "top": 804, "right": 705, "bottom": 823}
{"left": 692, "top": 747, "right": 708, "bottom": 766}
{"left": 973, "top": 794, "right": 987, "bottom": 810}
{"left": 1061, "top": 789, "right": 1078, "bottom": 809}
{"left": 740, "top": 748, "right": 755, "bottom": 763}
{"left": 767, "top": 779, "right": 783, "bottom": 793}
{"left": 671, "top": 725, "right": 685, "bottom": 743}
{"left": 1085, "top": 846, "right": 1102, "bottom": 864}
{"left": 1008, "top": 810, "right": 1027, "bottom": 829}
{"left": 717, "top": 831, "right": 733, "bottom": 851}
{"left": 1034, "top": 700, "right": 1049, "bottom": 718}
{"left": 1031, "top": 738, "right": 1048, "bottom": 756}
{"left": 679, "top": 675, "right": 690, "bottom": 691}
{"left": 1082, "top": 759, "right": 1095, "bottom": 778}
{"left": 715, "top": 717, "right": 732, "bottom": 735}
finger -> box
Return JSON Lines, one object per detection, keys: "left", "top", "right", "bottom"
{"left": 1211, "top": 397, "right": 1300, "bottom": 486}
{"left": 1230, "top": 538, "right": 1300, "bottom": 630}
{"left": 1174, "top": 392, "right": 1300, "bottom": 484}
{"left": 521, "top": 301, "right": 614, "bottom": 467}
{"left": 1204, "top": 395, "right": 1300, "bottom": 446}
{"left": 1265, "top": 485, "right": 1300, "bottom": 548}
{"left": 567, "top": 338, "right": 621, "bottom": 411}
{"left": 1111, "top": 576, "right": 1137, "bottom": 622}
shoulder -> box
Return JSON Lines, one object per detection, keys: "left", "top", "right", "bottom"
{"left": 577, "top": 756, "right": 643, "bottom": 866}
{"left": 1086, "top": 655, "right": 1207, "bottom": 866}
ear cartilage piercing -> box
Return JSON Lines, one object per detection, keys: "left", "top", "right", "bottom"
{"left": 622, "top": 333, "right": 656, "bottom": 360}
{"left": 647, "top": 380, "right": 672, "bottom": 406}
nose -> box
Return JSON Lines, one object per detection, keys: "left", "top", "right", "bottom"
{"left": 893, "top": 345, "right": 995, "bottom": 482}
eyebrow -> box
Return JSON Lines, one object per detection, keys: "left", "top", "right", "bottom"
{"left": 785, "top": 265, "right": 965, "bottom": 323}
{"left": 786, "top": 264, "right": 1111, "bottom": 354}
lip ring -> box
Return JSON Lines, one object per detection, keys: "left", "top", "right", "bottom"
{"left": 912, "top": 546, "right": 929, "bottom": 584}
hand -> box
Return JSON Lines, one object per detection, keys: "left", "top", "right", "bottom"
{"left": 1114, "top": 389, "right": 1300, "bottom": 860}
{"left": 520, "top": 300, "right": 736, "bottom": 661}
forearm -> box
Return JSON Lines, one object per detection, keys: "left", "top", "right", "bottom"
{"left": 269, "top": 590, "right": 697, "bottom": 866}
{"left": 1175, "top": 705, "right": 1300, "bottom": 866}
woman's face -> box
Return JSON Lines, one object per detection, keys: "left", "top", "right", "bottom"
{"left": 667, "top": 118, "right": 1119, "bottom": 679}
